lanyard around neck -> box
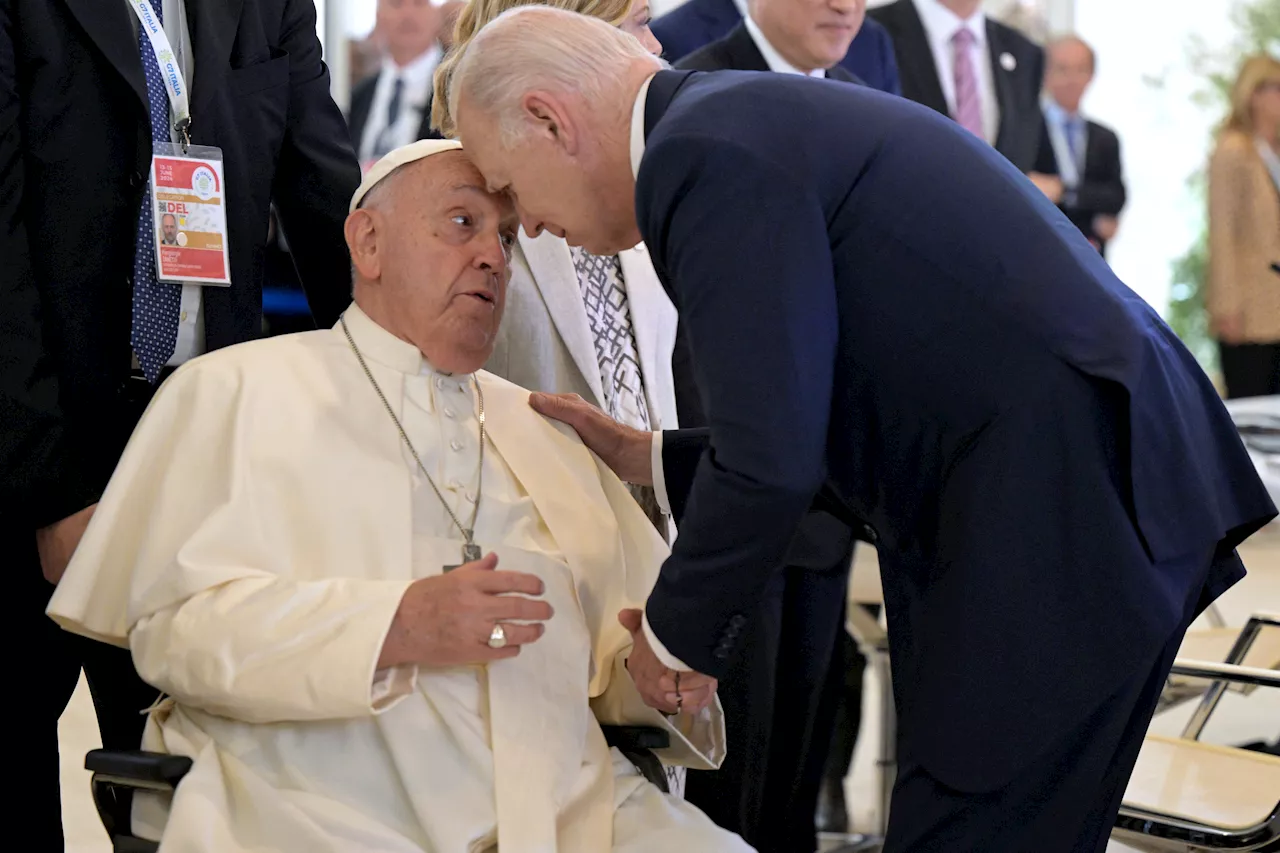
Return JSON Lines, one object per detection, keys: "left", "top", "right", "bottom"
{"left": 126, "top": 0, "right": 192, "bottom": 149}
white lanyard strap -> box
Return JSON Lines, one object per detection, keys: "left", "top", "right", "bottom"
{"left": 126, "top": 0, "right": 191, "bottom": 145}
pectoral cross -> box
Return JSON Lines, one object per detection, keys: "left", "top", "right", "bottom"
{"left": 444, "top": 537, "right": 483, "bottom": 572}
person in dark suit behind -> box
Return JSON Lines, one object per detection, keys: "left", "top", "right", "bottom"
{"left": 652, "top": 0, "right": 901, "bottom": 94}
{"left": 675, "top": 5, "right": 867, "bottom": 850}
{"left": 0, "top": 0, "right": 358, "bottom": 846}
{"left": 1039, "top": 35, "right": 1126, "bottom": 256}
{"left": 869, "top": 0, "right": 1057, "bottom": 184}
{"left": 347, "top": 0, "right": 444, "bottom": 169}
{"left": 448, "top": 10, "right": 1278, "bottom": 850}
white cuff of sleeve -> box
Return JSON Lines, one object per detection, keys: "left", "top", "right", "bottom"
{"left": 370, "top": 665, "right": 418, "bottom": 713}
{"left": 651, "top": 431, "right": 671, "bottom": 516}
{"left": 643, "top": 611, "right": 691, "bottom": 671}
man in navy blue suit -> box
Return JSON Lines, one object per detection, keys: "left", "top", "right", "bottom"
{"left": 653, "top": 0, "right": 901, "bottom": 94}
{"left": 451, "top": 9, "right": 1277, "bottom": 851}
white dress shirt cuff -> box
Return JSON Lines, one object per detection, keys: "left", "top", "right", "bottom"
{"left": 643, "top": 611, "right": 691, "bottom": 671}
{"left": 651, "top": 431, "right": 671, "bottom": 516}
{"left": 370, "top": 665, "right": 418, "bottom": 713}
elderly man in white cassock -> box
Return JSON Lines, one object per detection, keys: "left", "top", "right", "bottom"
{"left": 46, "top": 139, "right": 750, "bottom": 853}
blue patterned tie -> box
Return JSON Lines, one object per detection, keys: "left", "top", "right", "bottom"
{"left": 132, "top": 0, "right": 182, "bottom": 382}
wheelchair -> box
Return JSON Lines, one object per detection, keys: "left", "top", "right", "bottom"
{"left": 87, "top": 725, "right": 674, "bottom": 853}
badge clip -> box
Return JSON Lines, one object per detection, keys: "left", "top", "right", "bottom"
{"left": 174, "top": 116, "right": 192, "bottom": 153}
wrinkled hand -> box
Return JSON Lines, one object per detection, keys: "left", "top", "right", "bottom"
{"left": 1212, "top": 312, "right": 1246, "bottom": 344}
{"left": 36, "top": 504, "right": 98, "bottom": 586}
{"left": 1092, "top": 214, "right": 1119, "bottom": 243}
{"left": 529, "top": 393, "right": 654, "bottom": 485}
{"left": 1028, "top": 172, "right": 1065, "bottom": 204}
{"left": 618, "top": 609, "right": 717, "bottom": 716}
{"left": 379, "top": 553, "right": 554, "bottom": 669}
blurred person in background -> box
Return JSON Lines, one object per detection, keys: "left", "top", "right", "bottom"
{"left": 650, "top": 0, "right": 900, "bottom": 94}
{"left": 439, "top": 0, "right": 466, "bottom": 49}
{"left": 1039, "top": 35, "right": 1126, "bottom": 257}
{"left": 1207, "top": 54, "right": 1280, "bottom": 400}
{"left": 869, "top": 0, "right": 1057, "bottom": 183}
{"left": 348, "top": 0, "right": 446, "bottom": 168}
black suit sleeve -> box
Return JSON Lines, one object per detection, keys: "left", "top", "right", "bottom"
{"left": 270, "top": 0, "right": 362, "bottom": 329}
{"left": 0, "top": 7, "right": 98, "bottom": 528}
{"left": 639, "top": 136, "right": 839, "bottom": 677}
{"left": 659, "top": 428, "right": 709, "bottom": 524}
{"left": 1073, "top": 128, "right": 1126, "bottom": 215}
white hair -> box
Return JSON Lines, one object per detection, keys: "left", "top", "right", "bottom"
{"left": 447, "top": 5, "right": 663, "bottom": 147}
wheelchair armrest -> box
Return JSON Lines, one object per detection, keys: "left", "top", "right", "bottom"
{"left": 601, "top": 725, "right": 670, "bottom": 752}
{"left": 86, "top": 749, "right": 193, "bottom": 791}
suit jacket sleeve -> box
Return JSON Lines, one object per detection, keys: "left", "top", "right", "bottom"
{"left": 0, "top": 7, "right": 99, "bottom": 528}
{"left": 639, "top": 137, "right": 839, "bottom": 677}
{"left": 270, "top": 0, "right": 362, "bottom": 329}
{"left": 1073, "top": 128, "right": 1126, "bottom": 215}
{"left": 659, "top": 428, "right": 710, "bottom": 524}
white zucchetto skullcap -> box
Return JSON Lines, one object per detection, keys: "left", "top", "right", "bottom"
{"left": 349, "top": 139, "right": 464, "bottom": 213}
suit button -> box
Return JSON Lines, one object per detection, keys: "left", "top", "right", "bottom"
{"left": 713, "top": 647, "right": 731, "bottom": 660}
{"left": 129, "top": 171, "right": 144, "bottom": 189}
{"left": 863, "top": 525, "right": 878, "bottom": 543}
{"left": 729, "top": 615, "right": 746, "bottom": 628}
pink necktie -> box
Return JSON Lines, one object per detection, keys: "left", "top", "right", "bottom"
{"left": 951, "top": 28, "right": 984, "bottom": 139}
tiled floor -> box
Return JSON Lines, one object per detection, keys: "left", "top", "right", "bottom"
{"left": 61, "top": 530, "right": 1280, "bottom": 852}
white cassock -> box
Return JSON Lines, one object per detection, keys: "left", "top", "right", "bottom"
{"left": 48, "top": 304, "right": 749, "bottom": 853}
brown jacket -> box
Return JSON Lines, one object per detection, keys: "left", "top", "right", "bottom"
{"left": 1207, "top": 130, "right": 1280, "bottom": 343}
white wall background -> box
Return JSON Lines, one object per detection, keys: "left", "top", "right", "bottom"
{"left": 1075, "top": 0, "right": 1237, "bottom": 315}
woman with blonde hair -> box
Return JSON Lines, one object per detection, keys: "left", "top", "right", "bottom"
{"left": 1207, "top": 53, "right": 1280, "bottom": 398}
{"left": 429, "top": 0, "right": 660, "bottom": 134}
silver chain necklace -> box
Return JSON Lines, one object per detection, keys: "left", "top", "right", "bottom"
{"left": 341, "top": 314, "right": 486, "bottom": 567}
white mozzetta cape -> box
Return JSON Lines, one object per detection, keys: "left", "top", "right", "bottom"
{"left": 48, "top": 310, "right": 725, "bottom": 853}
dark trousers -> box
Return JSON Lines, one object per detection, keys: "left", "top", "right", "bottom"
{"left": 20, "top": 372, "right": 164, "bottom": 850}
{"left": 818, "top": 603, "right": 881, "bottom": 802}
{"left": 684, "top": 557, "right": 853, "bottom": 853}
{"left": 882, "top": 549, "right": 1211, "bottom": 853}
{"left": 22, "top": 531, "right": 161, "bottom": 850}
{"left": 1219, "top": 341, "right": 1280, "bottom": 399}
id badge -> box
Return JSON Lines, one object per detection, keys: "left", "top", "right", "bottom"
{"left": 150, "top": 142, "right": 231, "bottom": 286}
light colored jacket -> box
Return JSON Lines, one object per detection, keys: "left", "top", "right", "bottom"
{"left": 485, "top": 231, "right": 681, "bottom": 431}
{"left": 1207, "top": 130, "right": 1280, "bottom": 343}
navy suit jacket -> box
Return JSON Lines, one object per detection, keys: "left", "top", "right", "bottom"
{"left": 636, "top": 70, "right": 1276, "bottom": 793}
{"left": 651, "top": 0, "right": 901, "bottom": 95}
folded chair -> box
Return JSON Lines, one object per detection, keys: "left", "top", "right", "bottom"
{"left": 87, "top": 725, "right": 673, "bottom": 853}
{"left": 1114, "top": 658, "right": 1280, "bottom": 852}
{"left": 1159, "top": 613, "right": 1280, "bottom": 714}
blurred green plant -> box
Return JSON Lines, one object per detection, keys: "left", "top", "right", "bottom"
{"left": 1164, "top": 0, "right": 1280, "bottom": 375}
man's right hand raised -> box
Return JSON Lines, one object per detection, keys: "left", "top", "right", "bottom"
{"left": 529, "top": 392, "right": 655, "bottom": 485}
{"left": 378, "top": 553, "right": 553, "bottom": 669}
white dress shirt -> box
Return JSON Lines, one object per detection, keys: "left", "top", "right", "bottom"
{"left": 358, "top": 47, "right": 443, "bottom": 164}
{"left": 127, "top": 0, "right": 205, "bottom": 366}
{"left": 743, "top": 16, "right": 826, "bottom": 78}
{"left": 910, "top": 0, "right": 1000, "bottom": 146}
{"left": 629, "top": 74, "right": 693, "bottom": 673}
